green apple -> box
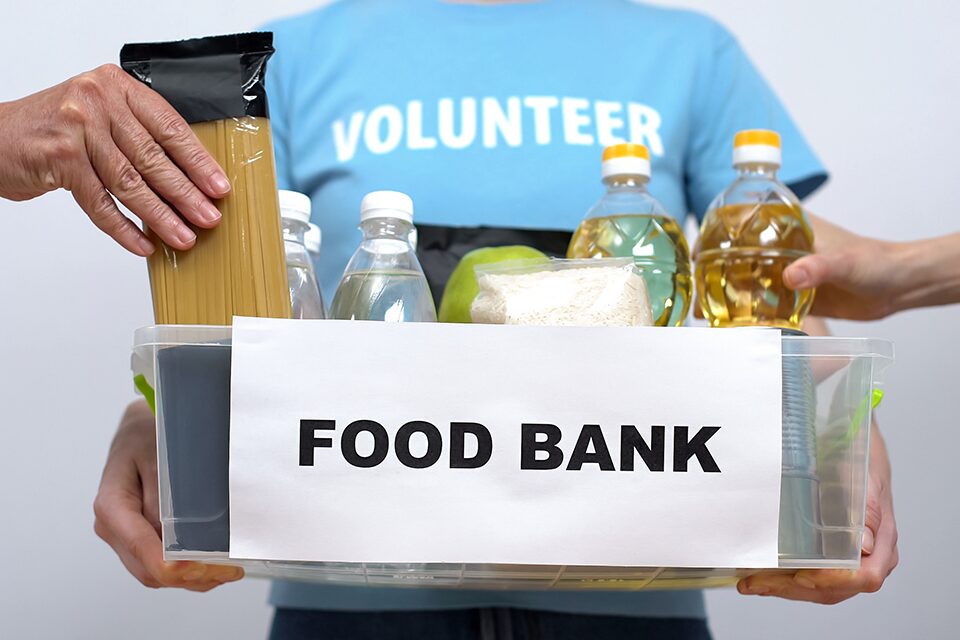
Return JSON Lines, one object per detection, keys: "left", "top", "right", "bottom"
{"left": 438, "top": 245, "right": 548, "bottom": 323}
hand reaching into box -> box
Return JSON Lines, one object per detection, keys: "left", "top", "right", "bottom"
{"left": 93, "top": 399, "right": 243, "bottom": 591}
{"left": 737, "top": 427, "right": 898, "bottom": 604}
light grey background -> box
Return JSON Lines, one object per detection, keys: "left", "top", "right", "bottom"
{"left": 0, "top": 1, "right": 956, "bottom": 638}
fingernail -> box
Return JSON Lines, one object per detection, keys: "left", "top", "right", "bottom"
{"left": 177, "top": 225, "right": 197, "bottom": 246}
{"left": 200, "top": 201, "right": 222, "bottom": 224}
{"left": 211, "top": 173, "right": 231, "bottom": 194}
{"left": 137, "top": 235, "right": 155, "bottom": 255}
{"left": 794, "top": 575, "right": 817, "bottom": 589}
{"left": 862, "top": 527, "right": 876, "bottom": 555}
{"left": 183, "top": 566, "right": 206, "bottom": 581}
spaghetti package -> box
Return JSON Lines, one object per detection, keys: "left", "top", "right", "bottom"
{"left": 120, "top": 33, "right": 291, "bottom": 325}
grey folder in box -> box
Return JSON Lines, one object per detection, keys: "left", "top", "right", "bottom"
{"left": 156, "top": 345, "right": 231, "bottom": 553}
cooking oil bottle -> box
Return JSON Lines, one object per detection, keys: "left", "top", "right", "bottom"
{"left": 567, "top": 143, "right": 692, "bottom": 326}
{"left": 696, "top": 130, "right": 815, "bottom": 330}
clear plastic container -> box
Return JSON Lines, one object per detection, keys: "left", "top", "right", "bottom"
{"left": 280, "top": 190, "right": 326, "bottom": 319}
{"left": 567, "top": 144, "right": 692, "bottom": 327}
{"left": 132, "top": 325, "right": 892, "bottom": 590}
{"left": 696, "top": 130, "right": 816, "bottom": 330}
{"left": 329, "top": 191, "right": 437, "bottom": 322}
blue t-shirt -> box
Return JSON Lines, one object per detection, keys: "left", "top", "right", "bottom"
{"left": 263, "top": 0, "right": 827, "bottom": 618}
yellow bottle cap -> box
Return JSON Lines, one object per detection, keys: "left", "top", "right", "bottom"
{"left": 602, "top": 143, "right": 651, "bottom": 161}
{"left": 602, "top": 143, "right": 651, "bottom": 180}
{"left": 733, "top": 129, "right": 782, "bottom": 167}
{"left": 734, "top": 130, "right": 782, "bottom": 149}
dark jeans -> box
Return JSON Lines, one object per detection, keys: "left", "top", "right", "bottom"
{"left": 269, "top": 608, "right": 713, "bottom": 640}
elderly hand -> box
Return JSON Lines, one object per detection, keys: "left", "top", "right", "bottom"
{"left": 93, "top": 400, "right": 243, "bottom": 591}
{"left": 0, "top": 64, "right": 229, "bottom": 255}
{"left": 737, "top": 428, "right": 898, "bottom": 604}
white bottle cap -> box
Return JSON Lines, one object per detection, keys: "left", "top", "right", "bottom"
{"left": 279, "top": 190, "right": 312, "bottom": 225}
{"left": 601, "top": 143, "right": 651, "bottom": 180}
{"left": 304, "top": 223, "right": 321, "bottom": 254}
{"left": 360, "top": 190, "right": 414, "bottom": 223}
{"left": 733, "top": 129, "right": 782, "bottom": 167}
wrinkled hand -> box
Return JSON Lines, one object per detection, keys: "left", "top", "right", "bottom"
{"left": 94, "top": 400, "right": 243, "bottom": 591}
{"left": 0, "top": 64, "right": 229, "bottom": 255}
{"left": 738, "top": 428, "right": 898, "bottom": 604}
{"left": 783, "top": 216, "right": 906, "bottom": 320}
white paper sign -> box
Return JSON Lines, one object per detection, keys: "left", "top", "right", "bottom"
{"left": 229, "top": 318, "right": 783, "bottom": 568}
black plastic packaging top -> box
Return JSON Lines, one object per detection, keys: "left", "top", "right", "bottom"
{"left": 120, "top": 32, "right": 274, "bottom": 124}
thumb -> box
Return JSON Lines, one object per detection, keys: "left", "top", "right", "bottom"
{"left": 862, "top": 489, "right": 883, "bottom": 556}
{"left": 784, "top": 253, "right": 842, "bottom": 290}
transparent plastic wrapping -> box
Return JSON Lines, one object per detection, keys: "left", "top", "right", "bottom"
{"left": 132, "top": 325, "right": 892, "bottom": 590}
{"left": 120, "top": 33, "right": 291, "bottom": 325}
{"left": 471, "top": 258, "right": 654, "bottom": 326}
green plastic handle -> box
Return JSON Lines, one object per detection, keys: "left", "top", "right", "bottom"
{"left": 133, "top": 374, "right": 157, "bottom": 415}
{"left": 835, "top": 388, "right": 885, "bottom": 451}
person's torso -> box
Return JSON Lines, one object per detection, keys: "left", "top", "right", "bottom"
{"left": 268, "top": 0, "right": 719, "bottom": 297}
{"left": 261, "top": 0, "right": 739, "bottom": 618}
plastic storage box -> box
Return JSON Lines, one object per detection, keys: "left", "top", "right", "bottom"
{"left": 132, "top": 325, "right": 893, "bottom": 590}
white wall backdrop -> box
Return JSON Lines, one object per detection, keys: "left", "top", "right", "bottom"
{"left": 0, "top": 1, "right": 956, "bottom": 638}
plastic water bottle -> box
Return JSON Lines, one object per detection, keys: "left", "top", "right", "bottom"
{"left": 304, "top": 222, "right": 324, "bottom": 299}
{"left": 280, "top": 190, "right": 326, "bottom": 319}
{"left": 330, "top": 191, "right": 437, "bottom": 322}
